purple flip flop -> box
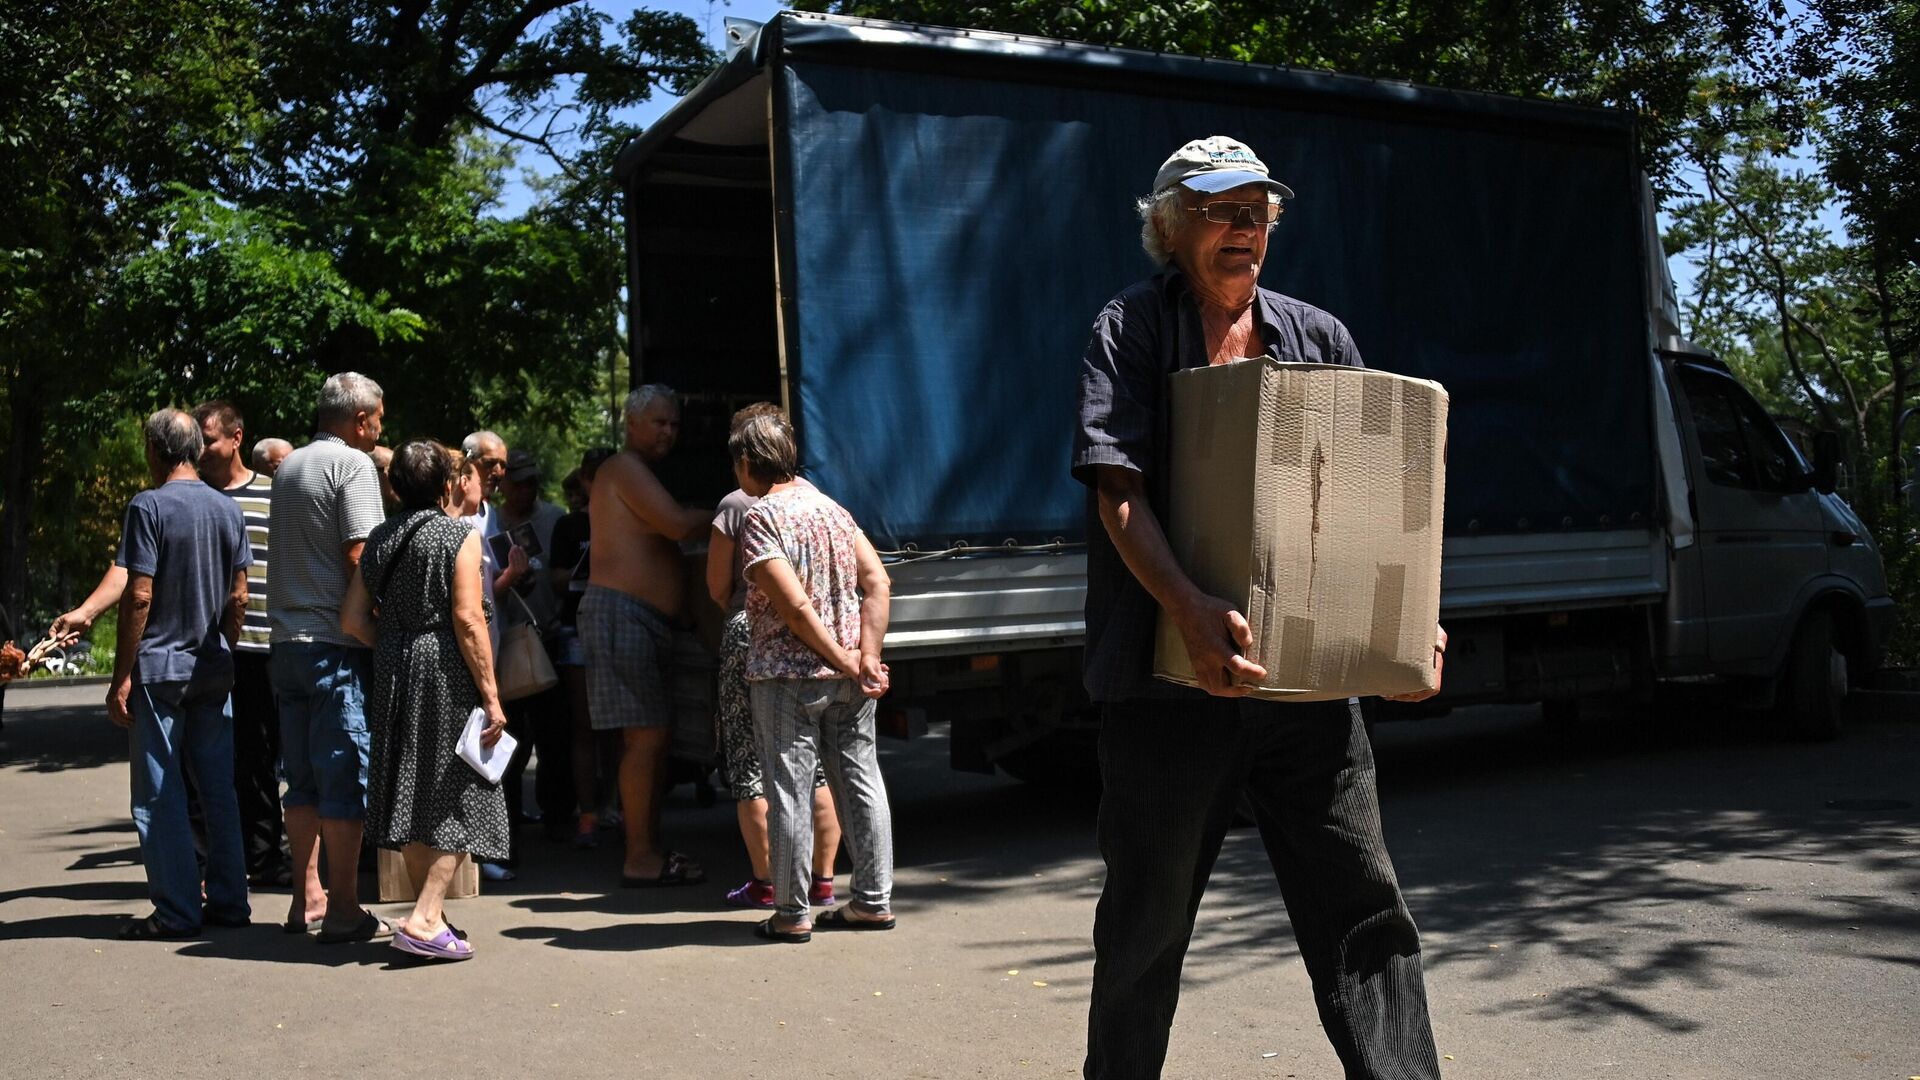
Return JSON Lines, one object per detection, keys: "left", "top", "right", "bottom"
{"left": 391, "top": 926, "right": 473, "bottom": 961}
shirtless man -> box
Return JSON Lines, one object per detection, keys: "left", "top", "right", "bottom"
{"left": 582, "top": 385, "right": 713, "bottom": 886}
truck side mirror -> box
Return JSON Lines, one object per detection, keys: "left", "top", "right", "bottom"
{"left": 1811, "top": 430, "right": 1840, "bottom": 494}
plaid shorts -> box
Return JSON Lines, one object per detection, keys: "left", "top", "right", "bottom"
{"left": 579, "top": 586, "right": 672, "bottom": 731}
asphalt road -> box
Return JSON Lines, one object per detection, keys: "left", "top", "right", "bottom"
{"left": 1, "top": 682, "right": 1916, "bottom": 1080}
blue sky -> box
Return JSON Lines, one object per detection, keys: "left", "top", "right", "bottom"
{"left": 492, "top": 0, "right": 789, "bottom": 217}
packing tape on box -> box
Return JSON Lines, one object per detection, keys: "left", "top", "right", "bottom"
{"left": 1370, "top": 563, "right": 1407, "bottom": 656}
{"left": 1362, "top": 376, "right": 1396, "bottom": 435}
{"left": 1274, "top": 368, "right": 1305, "bottom": 465}
{"left": 1402, "top": 389, "right": 1436, "bottom": 532}
{"left": 1274, "top": 614, "right": 1317, "bottom": 688}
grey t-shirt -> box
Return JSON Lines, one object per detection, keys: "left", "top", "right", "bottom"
{"left": 116, "top": 479, "right": 251, "bottom": 684}
{"left": 712, "top": 489, "right": 759, "bottom": 614}
{"left": 267, "top": 434, "right": 386, "bottom": 646}
{"left": 713, "top": 478, "right": 814, "bottom": 614}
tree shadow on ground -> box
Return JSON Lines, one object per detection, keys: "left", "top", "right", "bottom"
{"left": 6, "top": 689, "right": 1916, "bottom": 1027}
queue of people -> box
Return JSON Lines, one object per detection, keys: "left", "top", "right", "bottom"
{"left": 53, "top": 131, "right": 1449, "bottom": 1080}
{"left": 58, "top": 373, "right": 899, "bottom": 960}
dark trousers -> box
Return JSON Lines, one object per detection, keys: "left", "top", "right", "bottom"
{"left": 183, "top": 652, "right": 286, "bottom": 880}
{"left": 1084, "top": 697, "right": 1440, "bottom": 1080}
{"left": 499, "top": 685, "right": 573, "bottom": 862}
{"left": 231, "top": 652, "right": 287, "bottom": 879}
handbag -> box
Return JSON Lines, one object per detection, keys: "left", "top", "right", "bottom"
{"left": 496, "top": 588, "right": 558, "bottom": 701}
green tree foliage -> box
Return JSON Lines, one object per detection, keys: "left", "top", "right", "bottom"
{"left": 799, "top": 0, "right": 1781, "bottom": 187}
{"left": 1, "top": 1, "right": 716, "bottom": 630}
{"left": 1, "top": 0, "right": 278, "bottom": 631}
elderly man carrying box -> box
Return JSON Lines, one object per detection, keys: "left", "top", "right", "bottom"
{"left": 1071, "top": 136, "right": 1448, "bottom": 1080}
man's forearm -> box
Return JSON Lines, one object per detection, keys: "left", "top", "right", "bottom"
{"left": 80, "top": 566, "right": 130, "bottom": 622}
{"left": 114, "top": 589, "right": 149, "bottom": 682}
{"left": 224, "top": 573, "right": 248, "bottom": 648}
{"left": 1097, "top": 480, "right": 1202, "bottom": 617}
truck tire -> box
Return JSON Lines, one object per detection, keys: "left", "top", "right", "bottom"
{"left": 1781, "top": 609, "right": 1851, "bottom": 741}
{"left": 995, "top": 729, "right": 1102, "bottom": 790}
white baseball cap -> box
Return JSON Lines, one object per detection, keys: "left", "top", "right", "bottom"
{"left": 1152, "top": 136, "right": 1295, "bottom": 198}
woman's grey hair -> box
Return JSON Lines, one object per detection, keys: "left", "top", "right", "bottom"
{"left": 145, "top": 409, "right": 204, "bottom": 468}
{"left": 727, "top": 411, "right": 797, "bottom": 485}
{"left": 624, "top": 383, "right": 679, "bottom": 420}
{"left": 1134, "top": 187, "right": 1282, "bottom": 267}
{"left": 315, "top": 371, "right": 384, "bottom": 426}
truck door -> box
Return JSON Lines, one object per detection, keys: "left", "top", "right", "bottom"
{"left": 1672, "top": 363, "right": 1829, "bottom": 665}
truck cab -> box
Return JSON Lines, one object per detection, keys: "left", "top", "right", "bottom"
{"left": 1657, "top": 345, "right": 1892, "bottom": 735}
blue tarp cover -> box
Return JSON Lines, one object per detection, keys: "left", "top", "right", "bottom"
{"left": 718, "top": 18, "right": 1652, "bottom": 548}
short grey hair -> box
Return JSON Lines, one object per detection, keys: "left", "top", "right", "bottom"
{"left": 1134, "top": 186, "right": 1282, "bottom": 267}
{"left": 251, "top": 438, "right": 291, "bottom": 470}
{"left": 461, "top": 430, "right": 503, "bottom": 457}
{"left": 624, "top": 384, "right": 679, "bottom": 420}
{"left": 315, "top": 371, "right": 384, "bottom": 426}
{"left": 145, "top": 409, "right": 203, "bottom": 468}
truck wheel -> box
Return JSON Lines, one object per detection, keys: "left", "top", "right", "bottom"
{"left": 996, "top": 729, "right": 1102, "bottom": 790}
{"left": 1781, "top": 609, "right": 1851, "bottom": 741}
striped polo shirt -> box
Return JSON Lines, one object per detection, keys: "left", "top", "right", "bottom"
{"left": 218, "top": 472, "right": 273, "bottom": 653}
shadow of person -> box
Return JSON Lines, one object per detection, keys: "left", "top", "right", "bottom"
{"left": 67, "top": 847, "right": 141, "bottom": 872}
{"left": 0, "top": 912, "right": 135, "bottom": 941}
{"left": 0, "top": 879, "right": 149, "bottom": 905}
{"left": 175, "top": 925, "right": 395, "bottom": 968}
{"left": 501, "top": 917, "right": 767, "bottom": 952}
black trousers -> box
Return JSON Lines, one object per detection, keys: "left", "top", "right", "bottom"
{"left": 499, "top": 684, "right": 573, "bottom": 862}
{"left": 1084, "top": 697, "right": 1440, "bottom": 1080}
{"left": 230, "top": 652, "right": 287, "bottom": 879}
{"left": 182, "top": 653, "right": 285, "bottom": 880}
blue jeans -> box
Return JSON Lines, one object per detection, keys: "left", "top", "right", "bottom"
{"left": 130, "top": 675, "right": 250, "bottom": 931}
{"left": 272, "top": 642, "right": 371, "bottom": 821}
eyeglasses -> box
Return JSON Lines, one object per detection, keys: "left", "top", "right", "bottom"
{"left": 1185, "top": 201, "right": 1284, "bottom": 225}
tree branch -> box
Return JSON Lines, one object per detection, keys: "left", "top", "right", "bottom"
{"left": 480, "top": 61, "right": 713, "bottom": 86}
{"left": 465, "top": 108, "right": 584, "bottom": 184}
{"left": 456, "top": 0, "right": 578, "bottom": 100}
{"left": 1700, "top": 158, "right": 1843, "bottom": 434}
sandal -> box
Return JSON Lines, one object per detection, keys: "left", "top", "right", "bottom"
{"left": 814, "top": 906, "right": 896, "bottom": 932}
{"left": 621, "top": 850, "right": 706, "bottom": 888}
{"left": 391, "top": 926, "right": 473, "bottom": 961}
{"left": 754, "top": 917, "right": 811, "bottom": 944}
{"left": 725, "top": 879, "right": 776, "bottom": 909}
{"left": 316, "top": 910, "right": 393, "bottom": 944}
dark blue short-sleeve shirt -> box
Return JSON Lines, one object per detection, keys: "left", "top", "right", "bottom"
{"left": 116, "top": 479, "right": 252, "bottom": 685}
{"left": 1070, "top": 266, "right": 1363, "bottom": 702}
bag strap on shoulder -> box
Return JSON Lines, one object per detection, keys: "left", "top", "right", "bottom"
{"left": 374, "top": 511, "right": 438, "bottom": 604}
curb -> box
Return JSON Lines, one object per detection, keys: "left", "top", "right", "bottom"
{"left": 5, "top": 674, "right": 112, "bottom": 690}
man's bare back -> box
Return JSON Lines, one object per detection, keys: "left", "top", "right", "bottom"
{"left": 589, "top": 449, "right": 705, "bottom": 617}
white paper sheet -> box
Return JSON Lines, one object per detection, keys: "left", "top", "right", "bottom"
{"left": 454, "top": 706, "right": 517, "bottom": 784}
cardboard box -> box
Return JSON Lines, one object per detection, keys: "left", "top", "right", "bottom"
{"left": 1154, "top": 360, "right": 1447, "bottom": 701}
{"left": 376, "top": 847, "right": 480, "bottom": 903}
